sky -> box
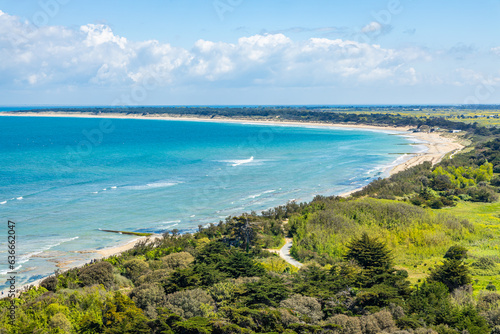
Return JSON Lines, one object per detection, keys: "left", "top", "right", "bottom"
{"left": 0, "top": 0, "right": 499, "bottom": 105}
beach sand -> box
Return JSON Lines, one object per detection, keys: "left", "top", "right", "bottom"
{"left": 93, "top": 234, "right": 163, "bottom": 258}
{"left": 338, "top": 132, "right": 464, "bottom": 197}
{"left": 0, "top": 110, "right": 465, "bottom": 294}
{"left": 390, "top": 132, "right": 464, "bottom": 175}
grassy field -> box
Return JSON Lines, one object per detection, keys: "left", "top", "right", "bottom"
{"left": 320, "top": 107, "right": 500, "bottom": 126}
{"left": 400, "top": 201, "right": 500, "bottom": 291}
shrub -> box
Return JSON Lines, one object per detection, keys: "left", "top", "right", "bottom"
{"left": 326, "top": 310, "right": 396, "bottom": 334}
{"left": 49, "top": 313, "right": 72, "bottom": 333}
{"left": 113, "top": 272, "right": 133, "bottom": 288}
{"left": 131, "top": 283, "right": 167, "bottom": 312}
{"left": 451, "top": 285, "right": 473, "bottom": 306}
{"left": 483, "top": 309, "right": 500, "bottom": 327}
{"left": 360, "top": 310, "right": 396, "bottom": 333}
{"left": 164, "top": 288, "right": 215, "bottom": 319}
{"left": 41, "top": 276, "right": 58, "bottom": 292}
{"left": 172, "top": 317, "right": 213, "bottom": 334}
{"left": 411, "top": 196, "right": 426, "bottom": 206}
{"left": 123, "top": 259, "right": 150, "bottom": 282}
{"left": 444, "top": 245, "right": 468, "bottom": 261}
{"left": 78, "top": 261, "right": 114, "bottom": 288}
{"left": 414, "top": 329, "right": 439, "bottom": 334}
{"left": 239, "top": 276, "right": 290, "bottom": 308}
{"left": 467, "top": 186, "right": 499, "bottom": 202}
{"left": 472, "top": 257, "right": 496, "bottom": 270}
{"left": 280, "top": 294, "right": 323, "bottom": 323}
{"left": 429, "top": 199, "right": 444, "bottom": 209}
{"left": 458, "top": 193, "right": 472, "bottom": 201}
{"left": 208, "top": 280, "right": 242, "bottom": 307}
{"left": 161, "top": 252, "right": 194, "bottom": 270}
{"left": 477, "top": 292, "right": 500, "bottom": 311}
{"left": 220, "top": 251, "right": 266, "bottom": 278}
{"left": 279, "top": 308, "right": 300, "bottom": 326}
{"left": 326, "top": 314, "right": 361, "bottom": 334}
{"left": 432, "top": 174, "right": 453, "bottom": 191}
{"left": 490, "top": 176, "right": 500, "bottom": 187}
{"left": 135, "top": 268, "right": 171, "bottom": 286}
{"left": 491, "top": 325, "right": 500, "bottom": 334}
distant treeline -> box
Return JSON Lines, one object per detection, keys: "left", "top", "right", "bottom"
{"left": 16, "top": 106, "right": 500, "bottom": 132}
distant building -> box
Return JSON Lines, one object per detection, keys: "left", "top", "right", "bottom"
{"left": 450, "top": 130, "right": 462, "bottom": 133}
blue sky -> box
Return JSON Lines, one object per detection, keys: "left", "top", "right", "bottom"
{"left": 0, "top": 0, "right": 499, "bottom": 105}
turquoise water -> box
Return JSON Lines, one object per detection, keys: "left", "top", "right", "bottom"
{"left": 0, "top": 116, "right": 422, "bottom": 287}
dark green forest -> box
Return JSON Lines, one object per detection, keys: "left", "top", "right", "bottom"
{"left": 3, "top": 110, "right": 500, "bottom": 333}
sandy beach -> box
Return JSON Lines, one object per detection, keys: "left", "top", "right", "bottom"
{"left": 0, "top": 110, "right": 465, "bottom": 293}
{"left": 93, "top": 234, "right": 163, "bottom": 258}
{"left": 389, "top": 132, "right": 464, "bottom": 175}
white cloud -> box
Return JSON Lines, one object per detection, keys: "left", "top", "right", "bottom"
{"left": 451, "top": 68, "right": 500, "bottom": 88}
{"left": 361, "top": 21, "right": 382, "bottom": 33}
{"left": 0, "top": 10, "right": 439, "bottom": 91}
{"left": 80, "top": 24, "right": 127, "bottom": 49}
{"left": 491, "top": 46, "right": 500, "bottom": 56}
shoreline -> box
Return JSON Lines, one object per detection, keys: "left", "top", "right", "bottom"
{"left": 1, "top": 234, "right": 163, "bottom": 298}
{"left": 0, "top": 110, "right": 413, "bottom": 131}
{"left": 1, "top": 110, "right": 463, "bottom": 176}
{"left": 0, "top": 111, "right": 464, "bottom": 294}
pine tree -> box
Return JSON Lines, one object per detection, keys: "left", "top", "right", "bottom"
{"left": 429, "top": 246, "right": 472, "bottom": 292}
{"left": 344, "top": 233, "right": 392, "bottom": 270}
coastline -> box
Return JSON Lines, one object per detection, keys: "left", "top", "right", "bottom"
{"left": 0, "top": 110, "right": 412, "bottom": 131}
{"left": 1, "top": 234, "right": 163, "bottom": 297}
{"left": 0, "top": 110, "right": 464, "bottom": 178}
{"left": 339, "top": 132, "right": 464, "bottom": 197}
{"left": 0, "top": 111, "right": 464, "bottom": 152}
{"left": 0, "top": 111, "right": 464, "bottom": 293}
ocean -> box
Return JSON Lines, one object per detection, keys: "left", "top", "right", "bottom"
{"left": 0, "top": 115, "right": 423, "bottom": 288}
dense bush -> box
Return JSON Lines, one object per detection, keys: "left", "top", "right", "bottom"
{"left": 40, "top": 275, "right": 58, "bottom": 292}
{"left": 131, "top": 283, "right": 167, "bottom": 315}
{"left": 280, "top": 294, "right": 323, "bottom": 323}
{"left": 326, "top": 310, "right": 397, "bottom": 334}
{"left": 164, "top": 288, "right": 215, "bottom": 318}
{"left": 467, "top": 186, "right": 499, "bottom": 202}
{"left": 123, "top": 258, "right": 150, "bottom": 282}
{"left": 79, "top": 261, "right": 114, "bottom": 288}
{"left": 160, "top": 251, "right": 194, "bottom": 270}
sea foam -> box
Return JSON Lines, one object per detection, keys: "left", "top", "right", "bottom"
{"left": 220, "top": 156, "right": 255, "bottom": 167}
{"left": 124, "top": 181, "right": 182, "bottom": 190}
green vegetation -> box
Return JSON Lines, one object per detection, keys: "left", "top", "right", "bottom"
{"left": 353, "top": 138, "right": 500, "bottom": 207}
{"left": 4, "top": 110, "right": 500, "bottom": 333}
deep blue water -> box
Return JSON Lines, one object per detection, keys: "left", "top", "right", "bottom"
{"left": 0, "top": 116, "right": 422, "bottom": 287}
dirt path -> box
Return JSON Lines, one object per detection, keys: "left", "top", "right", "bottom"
{"left": 278, "top": 238, "right": 303, "bottom": 268}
